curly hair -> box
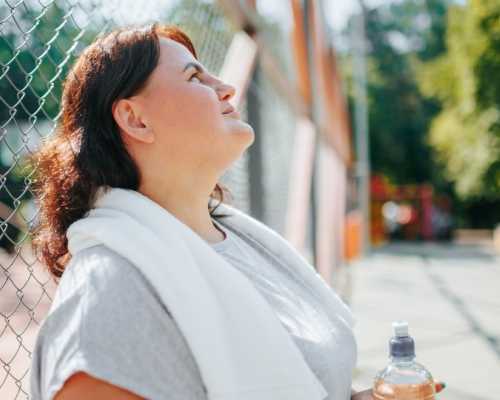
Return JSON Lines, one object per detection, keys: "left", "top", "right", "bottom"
{"left": 29, "top": 23, "right": 232, "bottom": 281}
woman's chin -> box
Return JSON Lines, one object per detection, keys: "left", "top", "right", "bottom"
{"left": 225, "top": 120, "right": 254, "bottom": 137}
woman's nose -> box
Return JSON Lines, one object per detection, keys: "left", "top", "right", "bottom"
{"left": 216, "top": 82, "right": 236, "bottom": 101}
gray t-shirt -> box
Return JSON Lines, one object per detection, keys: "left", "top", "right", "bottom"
{"left": 29, "top": 217, "right": 357, "bottom": 400}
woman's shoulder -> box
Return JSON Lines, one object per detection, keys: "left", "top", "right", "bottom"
{"left": 43, "top": 244, "right": 173, "bottom": 339}
{"left": 31, "top": 244, "right": 206, "bottom": 400}
{"left": 49, "top": 244, "right": 162, "bottom": 312}
{"left": 60, "top": 244, "right": 145, "bottom": 290}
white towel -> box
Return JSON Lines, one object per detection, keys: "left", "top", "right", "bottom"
{"left": 66, "top": 186, "right": 353, "bottom": 400}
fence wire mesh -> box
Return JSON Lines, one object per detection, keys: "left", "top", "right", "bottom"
{"left": 0, "top": 0, "right": 310, "bottom": 398}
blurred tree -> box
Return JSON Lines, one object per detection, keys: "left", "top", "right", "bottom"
{"left": 351, "top": 0, "right": 451, "bottom": 187}
{"left": 343, "top": 0, "right": 500, "bottom": 228}
{"left": 0, "top": 2, "right": 92, "bottom": 124}
{"left": 417, "top": 0, "right": 500, "bottom": 201}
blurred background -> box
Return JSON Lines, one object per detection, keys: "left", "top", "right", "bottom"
{"left": 0, "top": 0, "right": 498, "bottom": 398}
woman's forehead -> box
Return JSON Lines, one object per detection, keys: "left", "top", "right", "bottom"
{"left": 157, "top": 37, "right": 196, "bottom": 72}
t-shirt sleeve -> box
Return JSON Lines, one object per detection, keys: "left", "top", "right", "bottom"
{"left": 29, "top": 246, "right": 207, "bottom": 400}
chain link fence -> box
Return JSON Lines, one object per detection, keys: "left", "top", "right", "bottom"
{"left": 0, "top": 0, "right": 330, "bottom": 397}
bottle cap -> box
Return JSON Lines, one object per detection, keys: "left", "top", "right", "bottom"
{"left": 392, "top": 320, "right": 409, "bottom": 337}
{"left": 389, "top": 320, "right": 415, "bottom": 358}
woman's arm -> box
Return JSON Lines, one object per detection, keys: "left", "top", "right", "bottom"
{"left": 54, "top": 372, "right": 145, "bottom": 400}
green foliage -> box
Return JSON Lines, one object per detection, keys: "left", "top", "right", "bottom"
{"left": 343, "top": 0, "right": 499, "bottom": 226}
{"left": 351, "top": 0, "right": 450, "bottom": 186}
{"left": 417, "top": 0, "right": 500, "bottom": 200}
{"left": 0, "top": 2, "right": 91, "bottom": 124}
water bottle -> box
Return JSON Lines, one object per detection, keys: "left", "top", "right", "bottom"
{"left": 373, "top": 321, "right": 436, "bottom": 399}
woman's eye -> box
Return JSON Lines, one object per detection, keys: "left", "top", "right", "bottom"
{"left": 190, "top": 73, "right": 201, "bottom": 83}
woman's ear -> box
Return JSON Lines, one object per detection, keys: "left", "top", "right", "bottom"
{"left": 112, "top": 98, "right": 155, "bottom": 144}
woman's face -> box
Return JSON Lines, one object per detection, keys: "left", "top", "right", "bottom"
{"left": 120, "top": 36, "right": 255, "bottom": 182}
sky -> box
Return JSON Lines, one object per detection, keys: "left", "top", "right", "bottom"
{"left": 98, "top": 0, "right": 403, "bottom": 56}
{"left": 97, "top": 0, "right": 399, "bottom": 36}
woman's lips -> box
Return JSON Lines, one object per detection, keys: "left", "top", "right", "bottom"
{"left": 223, "top": 109, "right": 240, "bottom": 119}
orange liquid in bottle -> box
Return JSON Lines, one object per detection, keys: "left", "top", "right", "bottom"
{"left": 373, "top": 378, "right": 436, "bottom": 400}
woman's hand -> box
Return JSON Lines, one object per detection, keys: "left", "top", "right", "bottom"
{"left": 351, "top": 388, "right": 374, "bottom": 399}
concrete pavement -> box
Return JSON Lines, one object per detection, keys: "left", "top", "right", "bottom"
{"left": 349, "top": 242, "right": 500, "bottom": 400}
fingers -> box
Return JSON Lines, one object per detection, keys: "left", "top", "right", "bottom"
{"left": 435, "top": 381, "right": 447, "bottom": 393}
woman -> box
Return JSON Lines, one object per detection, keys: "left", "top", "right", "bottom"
{"left": 29, "top": 23, "right": 374, "bottom": 399}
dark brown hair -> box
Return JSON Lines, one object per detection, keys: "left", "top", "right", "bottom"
{"left": 29, "top": 23, "right": 232, "bottom": 281}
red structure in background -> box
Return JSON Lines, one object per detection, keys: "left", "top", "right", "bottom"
{"left": 370, "top": 174, "right": 451, "bottom": 244}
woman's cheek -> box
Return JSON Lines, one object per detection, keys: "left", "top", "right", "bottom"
{"left": 192, "top": 84, "right": 220, "bottom": 114}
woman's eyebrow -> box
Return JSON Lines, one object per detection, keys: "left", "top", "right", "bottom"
{"left": 182, "top": 61, "right": 205, "bottom": 74}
